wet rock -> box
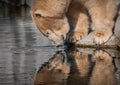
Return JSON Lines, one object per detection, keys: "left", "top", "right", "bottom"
{"left": 115, "top": 15, "right": 120, "bottom": 47}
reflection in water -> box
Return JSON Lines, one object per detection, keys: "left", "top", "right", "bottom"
{"left": 90, "top": 50, "right": 116, "bottom": 85}
{"left": 34, "top": 48, "right": 119, "bottom": 85}
{"left": 66, "top": 48, "right": 92, "bottom": 85}
{"left": 0, "top": 3, "right": 120, "bottom": 85}
{"left": 34, "top": 51, "right": 70, "bottom": 85}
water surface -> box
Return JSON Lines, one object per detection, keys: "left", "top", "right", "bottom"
{"left": 0, "top": 4, "right": 120, "bottom": 85}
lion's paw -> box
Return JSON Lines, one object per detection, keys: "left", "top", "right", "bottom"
{"left": 93, "top": 30, "right": 112, "bottom": 44}
{"left": 93, "top": 50, "right": 112, "bottom": 63}
{"left": 67, "top": 31, "right": 87, "bottom": 43}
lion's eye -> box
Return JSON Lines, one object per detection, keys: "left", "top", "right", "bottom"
{"left": 35, "top": 14, "right": 41, "bottom": 17}
{"left": 45, "top": 31, "right": 50, "bottom": 37}
{"left": 46, "top": 32, "right": 50, "bottom": 35}
{"left": 34, "top": 9, "right": 42, "bottom": 17}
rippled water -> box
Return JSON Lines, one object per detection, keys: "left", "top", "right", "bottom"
{"left": 0, "top": 4, "right": 120, "bottom": 85}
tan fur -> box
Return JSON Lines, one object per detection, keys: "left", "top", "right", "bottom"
{"left": 71, "top": 50, "right": 90, "bottom": 77}
{"left": 67, "top": 0, "right": 117, "bottom": 44}
{"left": 31, "top": 0, "right": 117, "bottom": 45}
{"left": 90, "top": 50, "right": 117, "bottom": 85}
{"left": 31, "top": 11, "right": 70, "bottom": 44}
{"left": 66, "top": 49, "right": 93, "bottom": 85}
{"left": 32, "top": 0, "right": 71, "bottom": 18}
{"left": 34, "top": 52, "right": 70, "bottom": 85}
{"left": 67, "top": 0, "right": 89, "bottom": 42}
{"left": 31, "top": 0, "right": 70, "bottom": 45}
{"left": 84, "top": 0, "right": 117, "bottom": 44}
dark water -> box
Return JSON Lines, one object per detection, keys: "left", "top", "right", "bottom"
{"left": 0, "top": 5, "right": 120, "bottom": 85}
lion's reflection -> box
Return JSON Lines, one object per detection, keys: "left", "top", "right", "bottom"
{"left": 33, "top": 48, "right": 117, "bottom": 85}
{"left": 90, "top": 50, "right": 116, "bottom": 85}
{"left": 34, "top": 51, "right": 70, "bottom": 85}
{"left": 66, "top": 49, "right": 91, "bottom": 85}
